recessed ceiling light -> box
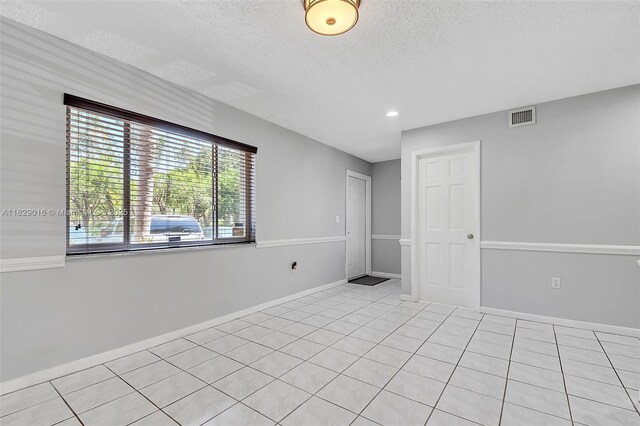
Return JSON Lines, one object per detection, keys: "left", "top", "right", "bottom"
{"left": 386, "top": 111, "right": 399, "bottom": 117}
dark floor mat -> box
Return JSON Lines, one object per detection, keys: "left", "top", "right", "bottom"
{"left": 348, "top": 275, "right": 389, "bottom": 286}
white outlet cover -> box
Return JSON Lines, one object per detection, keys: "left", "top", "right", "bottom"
{"left": 335, "top": 216, "right": 340, "bottom": 223}
{"left": 551, "top": 277, "right": 561, "bottom": 289}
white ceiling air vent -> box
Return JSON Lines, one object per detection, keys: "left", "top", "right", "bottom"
{"left": 509, "top": 106, "right": 536, "bottom": 128}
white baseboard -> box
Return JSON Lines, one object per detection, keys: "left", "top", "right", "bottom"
{"left": 400, "top": 294, "right": 418, "bottom": 302}
{"left": 0, "top": 278, "right": 347, "bottom": 395}
{"left": 371, "top": 271, "right": 401, "bottom": 279}
{"left": 480, "top": 306, "right": 640, "bottom": 338}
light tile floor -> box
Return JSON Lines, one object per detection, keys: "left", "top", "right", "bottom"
{"left": 1, "top": 279, "right": 639, "bottom": 426}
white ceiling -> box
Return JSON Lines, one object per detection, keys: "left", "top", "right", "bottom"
{"left": 2, "top": 1, "right": 639, "bottom": 162}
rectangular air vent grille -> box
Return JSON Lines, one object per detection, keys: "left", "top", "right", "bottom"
{"left": 509, "top": 106, "right": 536, "bottom": 128}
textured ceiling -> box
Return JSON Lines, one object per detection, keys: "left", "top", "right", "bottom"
{"left": 1, "top": 1, "right": 639, "bottom": 162}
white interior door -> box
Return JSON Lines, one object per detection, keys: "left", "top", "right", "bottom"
{"left": 418, "top": 151, "right": 479, "bottom": 307}
{"left": 347, "top": 175, "right": 367, "bottom": 279}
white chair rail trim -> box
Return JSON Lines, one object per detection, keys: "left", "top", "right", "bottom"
{"left": 2, "top": 237, "right": 349, "bottom": 271}
{"left": 372, "top": 235, "right": 401, "bottom": 240}
{"left": 481, "top": 241, "right": 640, "bottom": 256}
{"left": 256, "top": 236, "right": 347, "bottom": 249}
{"left": 0, "top": 256, "right": 65, "bottom": 273}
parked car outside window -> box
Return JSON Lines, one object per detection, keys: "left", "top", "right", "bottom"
{"left": 103, "top": 215, "right": 205, "bottom": 243}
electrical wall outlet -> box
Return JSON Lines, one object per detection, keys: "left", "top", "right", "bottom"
{"left": 335, "top": 215, "right": 340, "bottom": 223}
{"left": 291, "top": 261, "right": 298, "bottom": 272}
{"left": 551, "top": 277, "right": 561, "bottom": 289}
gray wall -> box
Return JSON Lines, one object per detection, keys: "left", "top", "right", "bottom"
{"left": 371, "top": 159, "right": 401, "bottom": 275}
{"left": 401, "top": 85, "right": 640, "bottom": 328}
{"left": 0, "top": 18, "right": 371, "bottom": 381}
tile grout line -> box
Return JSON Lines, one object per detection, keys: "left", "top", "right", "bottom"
{"left": 321, "top": 300, "right": 447, "bottom": 424}
{"left": 423, "top": 309, "right": 485, "bottom": 426}
{"left": 5, "top": 283, "right": 389, "bottom": 426}
{"left": 593, "top": 331, "right": 640, "bottom": 416}
{"left": 120, "top": 327, "right": 312, "bottom": 425}
{"left": 148, "top": 358, "right": 251, "bottom": 425}
{"left": 313, "top": 313, "right": 498, "bottom": 423}
{"left": 503, "top": 377, "right": 640, "bottom": 420}
{"left": 57, "top": 382, "right": 138, "bottom": 424}
{"left": 96, "top": 287, "right": 373, "bottom": 426}
{"left": 2, "top": 367, "right": 135, "bottom": 420}
{"left": 101, "top": 364, "right": 183, "bottom": 426}
{"left": 138, "top": 284, "right": 386, "bottom": 374}
{"left": 12, "top": 280, "right": 637, "bottom": 425}
{"left": 39, "top": 368, "right": 122, "bottom": 403}
{"left": 348, "top": 303, "right": 444, "bottom": 421}
{"left": 142, "top": 282, "right": 402, "bottom": 425}
{"left": 50, "top": 380, "right": 85, "bottom": 426}
{"left": 276, "top": 285, "right": 414, "bottom": 425}
{"left": 508, "top": 324, "right": 640, "bottom": 422}
{"left": 279, "top": 287, "right": 407, "bottom": 414}
{"left": 497, "top": 318, "right": 518, "bottom": 426}
{"left": 154, "top": 297, "right": 373, "bottom": 423}
{"left": 281, "top": 283, "right": 410, "bottom": 423}
{"left": 428, "top": 318, "right": 576, "bottom": 419}
{"left": 0, "top": 387, "right": 65, "bottom": 420}
{"left": 336, "top": 298, "right": 437, "bottom": 425}
{"left": 301, "top": 298, "right": 633, "bottom": 426}
{"left": 552, "top": 323, "right": 574, "bottom": 425}
{"left": 0, "top": 282, "right": 387, "bottom": 397}
{"left": 127, "top": 289, "right": 465, "bottom": 425}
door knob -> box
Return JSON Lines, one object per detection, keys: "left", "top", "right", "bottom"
{"left": 467, "top": 234, "right": 474, "bottom": 240}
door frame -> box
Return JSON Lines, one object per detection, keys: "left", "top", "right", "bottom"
{"left": 410, "top": 141, "right": 481, "bottom": 308}
{"left": 345, "top": 170, "right": 372, "bottom": 280}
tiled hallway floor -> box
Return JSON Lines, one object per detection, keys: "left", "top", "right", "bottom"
{"left": 1, "top": 279, "right": 639, "bottom": 426}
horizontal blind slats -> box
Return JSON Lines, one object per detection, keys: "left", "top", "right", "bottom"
{"left": 64, "top": 94, "right": 258, "bottom": 154}
{"left": 67, "top": 102, "right": 255, "bottom": 254}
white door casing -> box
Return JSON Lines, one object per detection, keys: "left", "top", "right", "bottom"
{"left": 346, "top": 170, "right": 371, "bottom": 279}
{"left": 410, "top": 141, "right": 481, "bottom": 308}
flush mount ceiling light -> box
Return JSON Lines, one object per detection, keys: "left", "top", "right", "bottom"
{"left": 386, "top": 111, "right": 399, "bottom": 117}
{"left": 304, "top": 0, "right": 360, "bottom": 36}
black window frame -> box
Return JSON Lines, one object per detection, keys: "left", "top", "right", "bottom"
{"left": 65, "top": 94, "right": 257, "bottom": 255}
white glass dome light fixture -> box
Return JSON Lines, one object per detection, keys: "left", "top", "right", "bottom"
{"left": 304, "top": 0, "right": 360, "bottom": 36}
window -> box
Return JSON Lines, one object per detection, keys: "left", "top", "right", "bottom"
{"left": 65, "top": 94, "right": 256, "bottom": 255}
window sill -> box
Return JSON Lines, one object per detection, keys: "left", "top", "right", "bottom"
{"left": 66, "top": 241, "right": 256, "bottom": 261}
